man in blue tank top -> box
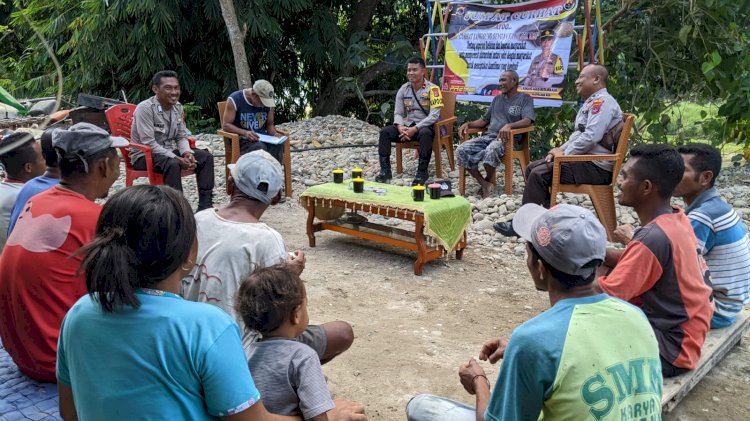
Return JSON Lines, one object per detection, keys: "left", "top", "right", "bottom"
{"left": 221, "top": 80, "right": 284, "bottom": 163}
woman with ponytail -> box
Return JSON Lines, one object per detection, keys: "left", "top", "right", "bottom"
{"left": 56, "top": 185, "right": 301, "bottom": 421}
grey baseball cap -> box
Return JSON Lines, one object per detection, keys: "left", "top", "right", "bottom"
{"left": 227, "top": 150, "right": 283, "bottom": 204}
{"left": 252, "top": 80, "right": 276, "bottom": 108}
{"left": 52, "top": 122, "right": 129, "bottom": 157}
{"left": 512, "top": 203, "right": 606, "bottom": 277}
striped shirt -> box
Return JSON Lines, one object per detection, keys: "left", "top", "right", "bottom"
{"left": 686, "top": 188, "right": 750, "bottom": 328}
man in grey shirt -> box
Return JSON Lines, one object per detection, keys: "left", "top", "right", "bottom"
{"left": 130, "top": 70, "right": 215, "bottom": 211}
{"left": 457, "top": 70, "right": 535, "bottom": 198}
{"left": 376, "top": 57, "right": 443, "bottom": 186}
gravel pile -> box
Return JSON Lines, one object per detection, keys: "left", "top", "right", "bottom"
{"left": 112, "top": 115, "right": 750, "bottom": 254}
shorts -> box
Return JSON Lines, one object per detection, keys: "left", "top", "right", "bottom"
{"left": 243, "top": 324, "right": 327, "bottom": 359}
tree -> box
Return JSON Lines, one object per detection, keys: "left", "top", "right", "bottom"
{"left": 217, "top": 0, "right": 252, "bottom": 89}
{"left": 4, "top": 0, "right": 424, "bottom": 121}
{"left": 600, "top": 0, "right": 750, "bottom": 147}
{"left": 4, "top": 0, "right": 747, "bottom": 151}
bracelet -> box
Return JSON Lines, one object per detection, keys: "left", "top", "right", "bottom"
{"left": 471, "top": 374, "right": 490, "bottom": 393}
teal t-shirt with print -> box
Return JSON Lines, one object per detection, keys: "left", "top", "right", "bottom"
{"left": 485, "top": 294, "right": 663, "bottom": 421}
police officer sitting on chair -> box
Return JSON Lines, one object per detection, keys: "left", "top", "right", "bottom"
{"left": 495, "top": 64, "right": 623, "bottom": 237}
{"left": 376, "top": 57, "right": 443, "bottom": 186}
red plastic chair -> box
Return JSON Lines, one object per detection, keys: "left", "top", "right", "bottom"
{"left": 105, "top": 104, "right": 196, "bottom": 186}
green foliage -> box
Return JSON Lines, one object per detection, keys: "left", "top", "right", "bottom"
{"left": 3, "top": 0, "right": 748, "bottom": 158}
{"left": 603, "top": 0, "right": 750, "bottom": 150}
{"left": 2, "top": 0, "right": 420, "bottom": 123}
{"left": 182, "top": 102, "right": 217, "bottom": 134}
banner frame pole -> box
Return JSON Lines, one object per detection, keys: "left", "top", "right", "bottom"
{"left": 595, "top": 0, "right": 605, "bottom": 64}
{"left": 583, "top": 0, "right": 596, "bottom": 64}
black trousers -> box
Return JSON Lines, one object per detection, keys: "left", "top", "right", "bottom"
{"left": 133, "top": 148, "right": 214, "bottom": 193}
{"left": 240, "top": 138, "right": 284, "bottom": 163}
{"left": 522, "top": 158, "right": 612, "bottom": 206}
{"left": 660, "top": 355, "right": 690, "bottom": 378}
{"left": 378, "top": 125, "right": 434, "bottom": 162}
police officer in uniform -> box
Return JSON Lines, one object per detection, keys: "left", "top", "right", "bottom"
{"left": 495, "top": 64, "right": 623, "bottom": 236}
{"left": 376, "top": 57, "right": 443, "bottom": 186}
{"left": 523, "top": 29, "right": 565, "bottom": 88}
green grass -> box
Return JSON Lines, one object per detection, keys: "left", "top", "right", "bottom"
{"left": 662, "top": 101, "right": 745, "bottom": 166}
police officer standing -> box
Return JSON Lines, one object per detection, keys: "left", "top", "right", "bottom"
{"left": 495, "top": 64, "right": 623, "bottom": 237}
{"left": 376, "top": 57, "right": 443, "bottom": 186}
{"left": 523, "top": 29, "right": 565, "bottom": 88}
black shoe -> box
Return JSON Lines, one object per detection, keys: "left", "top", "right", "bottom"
{"left": 493, "top": 221, "right": 518, "bottom": 237}
{"left": 412, "top": 158, "right": 430, "bottom": 186}
{"left": 411, "top": 170, "right": 429, "bottom": 186}
{"left": 375, "top": 156, "right": 392, "bottom": 183}
{"left": 375, "top": 170, "right": 392, "bottom": 183}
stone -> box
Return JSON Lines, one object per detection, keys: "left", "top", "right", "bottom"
{"left": 620, "top": 214, "right": 636, "bottom": 225}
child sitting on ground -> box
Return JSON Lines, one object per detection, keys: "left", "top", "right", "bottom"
{"left": 235, "top": 265, "right": 367, "bottom": 421}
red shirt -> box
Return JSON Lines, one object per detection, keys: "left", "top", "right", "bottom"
{"left": 599, "top": 207, "right": 714, "bottom": 369}
{"left": 0, "top": 186, "right": 100, "bottom": 381}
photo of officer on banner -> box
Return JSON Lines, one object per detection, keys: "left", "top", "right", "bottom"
{"left": 521, "top": 26, "right": 566, "bottom": 88}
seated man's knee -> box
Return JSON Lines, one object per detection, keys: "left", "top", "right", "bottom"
{"left": 417, "top": 127, "right": 433, "bottom": 141}
{"left": 405, "top": 394, "right": 434, "bottom": 421}
{"left": 380, "top": 125, "right": 397, "bottom": 136}
{"left": 322, "top": 320, "right": 354, "bottom": 359}
{"left": 456, "top": 144, "right": 468, "bottom": 161}
{"left": 164, "top": 157, "right": 181, "bottom": 172}
{"left": 192, "top": 148, "right": 211, "bottom": 161}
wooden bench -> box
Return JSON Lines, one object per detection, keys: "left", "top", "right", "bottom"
{"left": 661, "top": 307, "right": 750, "bottom": 412}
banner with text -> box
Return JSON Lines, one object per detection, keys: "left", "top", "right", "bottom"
{"left": 442, "top": 0, "right": 578, "bottom": 107}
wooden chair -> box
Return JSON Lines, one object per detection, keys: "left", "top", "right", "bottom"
{"left": 395, "top": 90, "right": 456, "bottom": 178}
{"left": 104, "top": 104, "right": 195, "bottom": 187}
{"left": 549, "top": 113, "right": 636, "bottom": 240}
{"left": 457, "top": 126, "right": 534, "bottom": 196}
{"left": 217, "top": 101, "right": 292, "bottom": 197}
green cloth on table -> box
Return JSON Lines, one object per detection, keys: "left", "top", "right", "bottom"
{"left": 300, "top": 180, "right": 471, "bottom": 251}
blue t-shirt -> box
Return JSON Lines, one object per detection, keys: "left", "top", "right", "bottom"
{"left": 57, "top": 289, "right": 260, "bottom": 420}
{"left": 228, "top": 90, "right": 271, "bottom": 135}
{"left": 7, "top": 175, "right": 59, "bottom": 235}
{"left": 485, "top": 294, "right": 662, "bottom": 421}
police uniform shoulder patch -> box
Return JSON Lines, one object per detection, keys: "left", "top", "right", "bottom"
{"left": 591, "top": 99, "right": 604, "bottom": 115}
{"left": 554, "top": 56, "right": 564, "bottom": 74}
{"left": 430, "top": 86, "right": 444, "bottom": 108}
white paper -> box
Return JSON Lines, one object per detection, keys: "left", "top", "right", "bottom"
{"left": 258, "top": 133, "right": 288, "bottom": 145}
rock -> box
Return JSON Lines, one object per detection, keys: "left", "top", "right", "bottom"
{"left": 620, "top": 214, "right": 636, "bottom": 225}
{"left": 474, "top": 219, "right": 495, "bottom": 232}
{"left": 107, "top": 114, "right": 750, "bottom": 252}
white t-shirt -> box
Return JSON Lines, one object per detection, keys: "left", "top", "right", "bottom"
{"left": 181, "top": 209, "right": 287, "bottom": 337}
{"left": 0, "top": 181, "right": 23, "bottom": 253}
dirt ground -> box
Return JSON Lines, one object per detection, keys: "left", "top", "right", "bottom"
{"left": 262, "top": 200, "right": 750, "bottom": 421}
